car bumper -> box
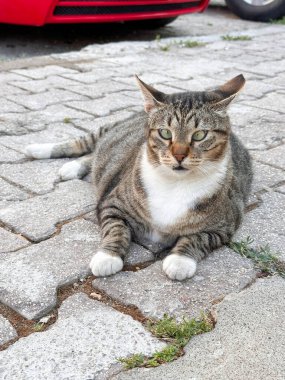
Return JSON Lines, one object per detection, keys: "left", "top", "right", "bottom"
{"left": 0, "top": 0, "right": 209, "bottom": 26}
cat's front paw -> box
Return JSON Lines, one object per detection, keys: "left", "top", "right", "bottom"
{"left": 90, "top": 250, "right": 123, "bottom": 277}
{"left": 163, "top": 254, "right": 197, "bottom": 281}
{"left": 24, "top": 143, "right": 54, "bottom": 159}
{"left": 59, "top": 161, "right": 84, "bottom": 181}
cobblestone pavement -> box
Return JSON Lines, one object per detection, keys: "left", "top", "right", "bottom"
{"left": 0, "top": 10, "right": 285, "bottom": 380}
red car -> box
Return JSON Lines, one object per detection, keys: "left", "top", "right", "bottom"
{"left": 0, "top": 0, "right": 209, "bottom": 26}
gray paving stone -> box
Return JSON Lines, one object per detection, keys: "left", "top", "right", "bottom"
{"left": 235, "top": 192, "right": 285, "bottom": 261}
{"left": 68, "top": 93, "right": 138, "bottom": 117}
{"left": 0, "top": 83, "right": 27, "bottom": 97}
{"left": 60, "top": 68, "right": 112, "bottom": 83}
{"left": 252, "top": 145, "right": 285, "bottom": 170}
{"left": 125, "top": 243, "right": 154, "bottom": 267}
{"left": 67, "top": 79, "right": 133, "bottom": 98}
{"left": 0, "top": 180, "right": 96, "bottom": 241}
{"left": 1, "top": 159, "right": 69, "bottom": 195}
{"left": 244, "top": 91, "right": 285, "bottom": 113}
{"left": 72, "top": 110, "right": 135, "bottom": 134}
{"left": 0, "top": 315, "right": 17, "bottom": 345}
{"left": 276, "top": 184, "right": 285, "bottom": 194}
{"left": 93, "top": 248, "right": 256, "bottom": 320}
{"left": 0, "top": 122, "right": 85, "bottom": 151}
{"left": 115, "top": 276, "right": 285, "bottom": 380}
{"left": 0, "top": 99, "right": 26, "bottom": 113}
{"left": 229, "top": 103, "right": 281, "bottom": 128}
{"left": 12, "top": 65, "right": 78, "bottom": 79}
{"left": 26, "top": 104, "right": 93, "bottom": 124}
{"left": 0, "top": 72, "right": 29, "bottom": 83}
{"left": 0, "top": 227, "right": 30, "bottom": 253}
{"left": 11, "top": 75, "right": 80, "bottom": 93}
{"left": 0, "top": 178, "right": 29, "bottom": 204}
{"left": 0, "top": 144, "right": 25, "bottom": 163}
{"left": 0, "top": 293, "right": 166, "bottom": 380}
{"left": 252, "top": 161, "right": 285, "bottom": 193}
{"left": 0, "top": 219, "right": 100, "bottom": 319}
{"left": 233, "top": 118, "right": 284, "bottom": 151}
{"left": 7, "top": 89, "right": 88, "bottom": 111}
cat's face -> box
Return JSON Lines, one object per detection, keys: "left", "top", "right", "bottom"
{"left": 146, "top": 104, "right": 229, "bottom": 174}
{"left": 137, "top": 75, "right": 245, "bottom": 176}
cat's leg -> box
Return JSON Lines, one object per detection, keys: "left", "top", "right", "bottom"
{"left": 58, "top": 154, "right": 93, "bottom": 181}
{"left": 90, "top": 217, "right": 131, "bottom": 277}
{"left": 24, "top": 134, "right": 96, "bottom": 159}
{"left": 163, "top": 231, "right": 230, "bottom": 281}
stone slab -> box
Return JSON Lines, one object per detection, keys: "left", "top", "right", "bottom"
{"left": 93, "top": 248, "right": 256, "bottom": 320}
{"left": 251, "top": 161, "right": 284, "bottom": 194}
{"left": 125, "top": 243, "right": 154, "bottom": 267}
{"left": 0, "top": 144, "right": 25, "bottom": 163}
{"left": 252, "top": 145, "right": 285, "bottom": 171}
{"left": 0, "top": 122, "right": 85, "bottom": 151}
{"left": 115, "top": 276, "right": 285, "bottom": 380}
{"left": 0, "top": 180, "right": 96, "bottom": 241}
{"left": 0, "top": 178, "right": 29, "bottom": 205}
{"left": 0, "top": 227, "right": 30, "bottom": 253}
{"left": 1, "top": 159, "right": 69, "bottom": 195}
{"left": 0, "top": 219, "right": 100, "bottom": 319}
{"left": 0, "top": 293, "right": 165, "bottom": 380}
{"left": 235, "top": 191, "right": 285, "bottom": 260}
{"left": 68, "top": 93, "right": 138, "bottom": 117}
{"left": 7, "top": 89, "right": 88, "bottom": 111}
{"left": 0, "top": 315, "right": 17, "bottom": 345}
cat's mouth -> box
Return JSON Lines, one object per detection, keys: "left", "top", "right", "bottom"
{"left": 172, "top": 165, "right": 188, "bottom": 171}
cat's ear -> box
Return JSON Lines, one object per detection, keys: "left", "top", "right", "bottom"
{"left": 135, "top": 75, "right": 166, "bottom": 113}
{"left": 210, "top": 74, "right": 245, "bottom": 114}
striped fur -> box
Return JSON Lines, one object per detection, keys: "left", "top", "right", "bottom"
{"left": 25, "top": 75, "right": 253, "bottom": 280}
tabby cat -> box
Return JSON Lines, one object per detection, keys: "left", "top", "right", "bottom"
{"left": 25, "top": 74, "right": 253, "bottom": 281}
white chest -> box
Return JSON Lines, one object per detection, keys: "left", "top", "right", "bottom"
{"left": 141, "top": 149, "right": 228, "bottom": 228}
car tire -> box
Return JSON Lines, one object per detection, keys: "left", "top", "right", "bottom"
{"left": 225, "top": 0, "right": 285, "bottom": 22}
{"left": 133, "top": 17, "right": 178, "bottom": 29}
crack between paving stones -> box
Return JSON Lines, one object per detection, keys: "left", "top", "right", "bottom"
{"left": 0, "top": 220, "right": 33, "bottom": 243}
{"left": 0, "top": 275, "right": 151, "bottom": 352}
{"left": 255, "top": 159, "right": 284, "bottom": 172}
{"left": 0, "top": 175, "right": 37, "bottom": 196}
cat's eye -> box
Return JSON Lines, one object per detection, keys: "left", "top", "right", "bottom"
{"left": 158, "top": 129, "right": 172, "bottom": 140}
{"left": 192, "top": 130, "right": 207, "bottom": 141}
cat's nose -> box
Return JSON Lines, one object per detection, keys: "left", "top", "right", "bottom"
{"left": 174, "top": 154, "right": 187, "bottom": 163}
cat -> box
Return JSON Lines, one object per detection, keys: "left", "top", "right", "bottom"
{"left": 25, "top": 74, "right": 253, "bottom": 281}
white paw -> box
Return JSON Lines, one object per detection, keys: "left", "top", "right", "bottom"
{"left": 90, "top": 250, "right": 123, "bottom": 277}
{"left": 163, "top": 254, "right": 197, "bottom": 281}
{"left": 59, "top": 161, "right": 82, "bottom": 181}
{"left": 24, "top": 143, "right": 54, "bottom": 159}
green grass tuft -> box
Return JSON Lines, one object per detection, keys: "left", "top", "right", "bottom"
{"left": 222, "top": 35, "right": 252, "bottom": 41}
{"left": 182, "top": 40, "right": 206, "bottom": 48}
{"left": 63, "top": 117, "right": 71, "bottom": 124}
{"left": 33, "top": 322, "right": 45, "bottom": 332}
{"left": 119, "top": 314, "right": 213, "bottom": 369}
{"left": 271, "top": 17, "right": 285, "bottom": 24}
{"left": 230, "top": 237, "right": 285, "bottom": 278}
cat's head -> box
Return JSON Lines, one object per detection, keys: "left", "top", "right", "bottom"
{"left": 136, "top": 74, "right": 245, "bottom": 176}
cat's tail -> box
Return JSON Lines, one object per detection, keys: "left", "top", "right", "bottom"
{"left": 24, "top": 133, "right": 99, "bottom": 159}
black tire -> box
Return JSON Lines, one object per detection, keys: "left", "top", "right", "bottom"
{"left": 132, "top": 17, "right": 178, "bottom": 29}
{"left": 225, "top": 0, "right": 285, "bottom": 22}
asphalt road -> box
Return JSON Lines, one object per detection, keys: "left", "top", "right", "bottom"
{"left": 0, "top": 3, "right": 239, "bottom": 62}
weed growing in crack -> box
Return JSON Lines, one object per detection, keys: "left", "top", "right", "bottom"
{"left": 230, "top": 237, "right": 285, "bottom": 278}
{"left": 222, "top": 35, "right": 252, "bottom": 41}
{"left": 271, "top": 17, "right": 285, "bottom": 24}
{"left": 119, "top": 314, "right": 213, "bottom": 369}
{"left": 63, "top": 117, "right": 71, "bottom": 124}
{"left": 155, "top": 35, "right": 205, "bottom": 52}
{"left": 33, "top": 322, "right": 45, "bottom": 332}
